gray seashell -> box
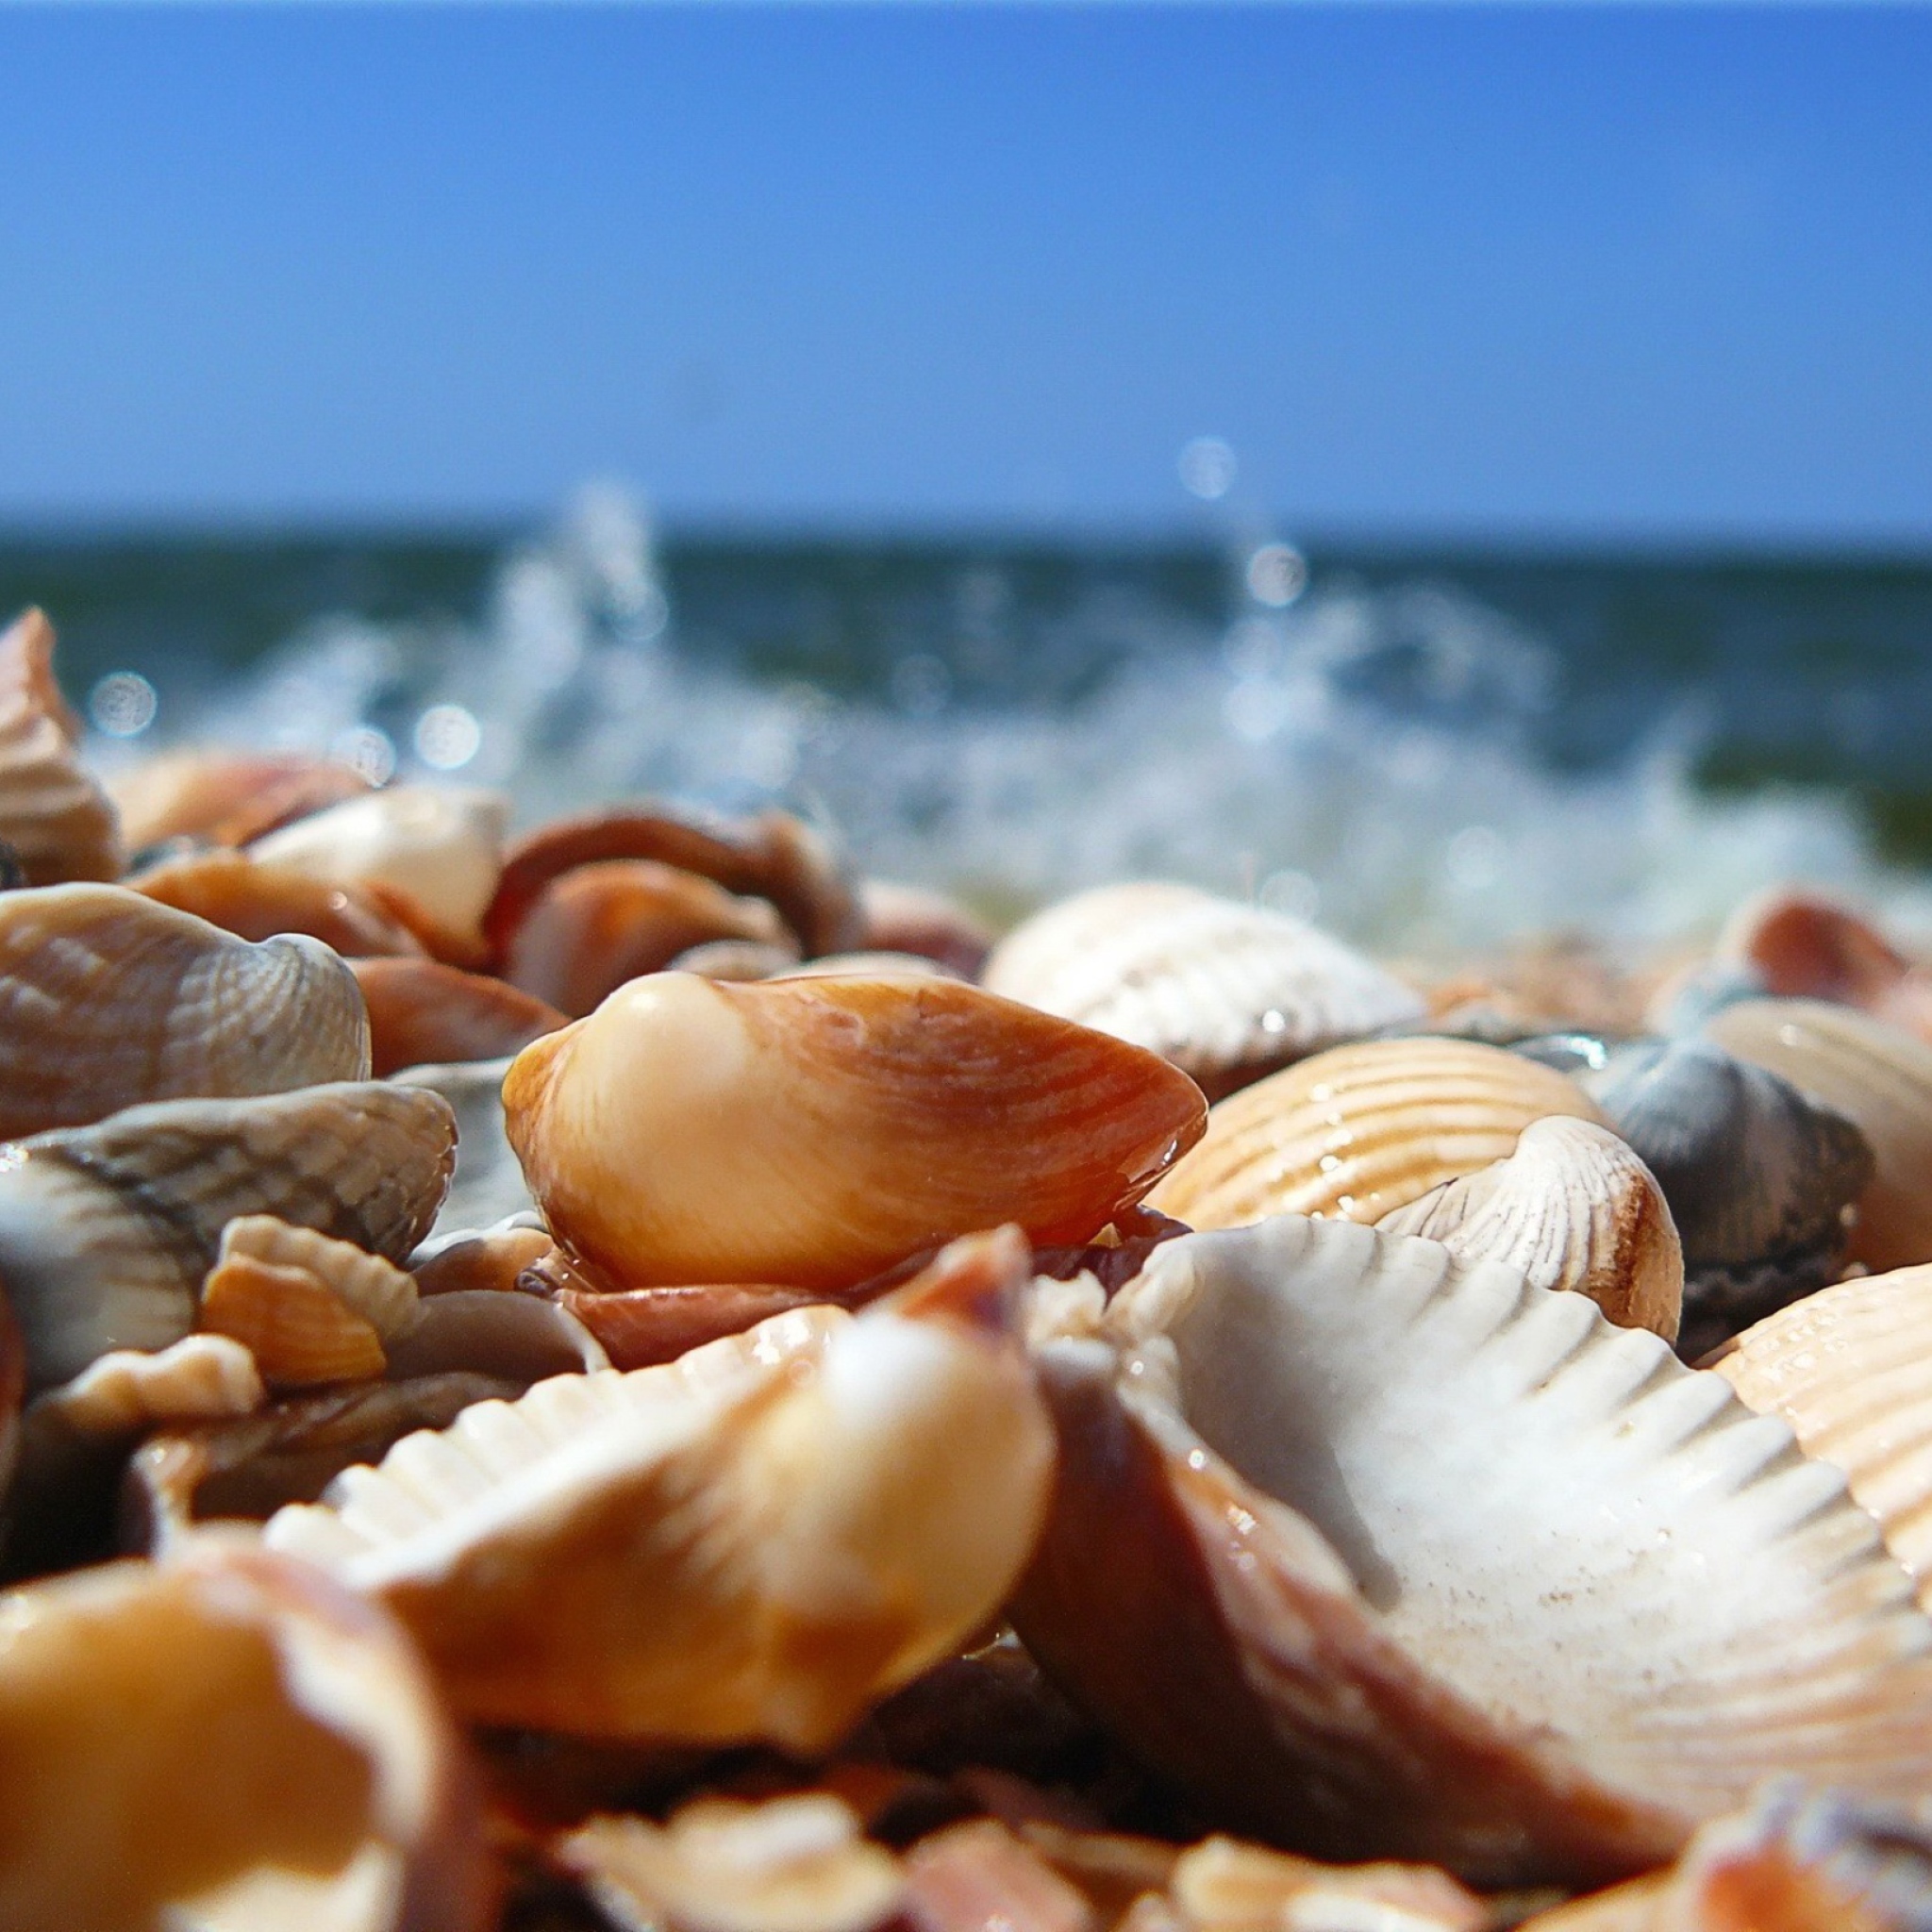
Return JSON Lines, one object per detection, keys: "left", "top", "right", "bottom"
{"left": 391, "top": 1057, "right": 534, "bottom": 1236}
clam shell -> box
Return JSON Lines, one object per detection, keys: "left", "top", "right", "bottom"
{"left": 110, "top": 749, "right": 370, "bottom": 850}
{"left": 1707, "top": 998, "right": 1932, "bottom": 1273}
{"left": 0, "top": 608, "right": 121, "bottom": 886}
{"left": 265, "top": 1230, "right": 1057, "bottom": 1749}
{"left": 0, "top": 884, "right": 372, "bottom": 1139}
{"left": 133, "top": 848, "right": 426, "bottom": 955}
{"left": 1013, "top": 1214, "right": 1932, "bottom": 1885}
{"left": 352, "top": 956, "right": 564, "bottom": 1075}
{"left": 1377, "top": 1115, "right": 1682, "bottom": 1340}
{"left": 858, "top": 879, "right": 993, "bottom": 980}
{"left": 391, "top": 1057, "right": 534, "bottom": 1236}
{"left": 984, "top": 883, "right": 1424, "bottom": 1100}
{"left": 1146, "top": 1036, "right": 1605, "bottom": 1232}
{"left": 0, "top": 1537, "right": 489, "bottom": 1930}
{"left": 0, "top": 1081, "right": 455, "bottom": 1390}
{"left": 505, "top": 973, "right": 1207, "bottom": 1291}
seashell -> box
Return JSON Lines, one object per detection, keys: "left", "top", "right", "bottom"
{"left": 1377, "top": 1115, "right": 1682, "bottom": 1340}
{"left": 352, "top": 955, "right": 565, "bottom": 1075}
{"left": 1146, "top": 1036, "right": 1605, "bottom": 1233}
{"left": 1717, "top": 886, "right": 1932, "bottom": 1043}
{"left": 410, "top": 1218, "right": 556, "bottom": 1297}
{"left": 110, "top": 748, "right": 370, "bottom": 851}
{"left": 382, "top": 1289, "right": 608, "bottom": 1382}
{"left": 485, "top": 799, "right": 864, "bottom": 962}
{"left": 265, "top": 1229, "right": 1056, "bottom": 1749}
{"left": 0, "top": 608, "right": 122, "bottom": 886}
{"left": 900, "top": 1819, "right": 1092, "bottom": 1932}
{"left": 1708, "top": 1265, "right": 1932, "bottom": 1609}
{"left": 0, "top": 1293, "right": 19, "bottom": 1499}
{"left": 1706, "top": 997, "right": 1932, "bottom": 1273}
{"left": 858, "top": 879, "right": 994, "bottom": 980}
{"left": 669, "top": 937, "right": 805, "bottom": 981}
{"left": 214, "top": 1215, "right": 420, "bottom": 1339}
{"left": 1012, "top": 1213, "right": 1932, "bottom": 1886}
{"left": 249, "top": 783, "right": 508, "bottom": 961}
{"left": 561, "top": 1795, "right": 904, "bottom": 1932}
{"left": 0, "top": 1081, "right": 455, "bottom": 1390}
{"left": 781, "top": 950, "right": 957, "bottom": 980}
{"left": 984, "top": 882, "right": 1424, "bottom": 1101}
{"left": 131, "top": 847, "right": 428, "bottom": 955}
{"left": 547, "top": 1279, "right": 828, "bottom": 1371}
{"left": 0, "top": 883, "right": 372, "bottom": 1140}
{"left": 1586, "top": 1034, "right": 1874, "bottom": 1357}
{"left": 391, "top": 1057, "right": 534, "bottom": 1236}
{"left": 198, "top": 1258, "right": 390, "bottom": 1391}
{"left": 0, "top": 1536, "right": 490, "bottom": 1931}
{"left": 505, "top": 973, "right": 1207, "bottom": 1291}
{"left": 1166, "top": 1835, "right": 1487, "bottom": 1932}
{"left": 505, "top": 858, "right": 789, "bottom": 1017}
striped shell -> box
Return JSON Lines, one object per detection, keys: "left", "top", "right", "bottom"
{"left": 0, "top": 608, "right": 121, "bottom": 886}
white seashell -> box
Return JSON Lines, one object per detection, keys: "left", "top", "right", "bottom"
{"left": 23, "top": 1335, "right": 264, "bottom": 1442}
{"left": 0, "top": 608, "right": 121, "bottom": 886}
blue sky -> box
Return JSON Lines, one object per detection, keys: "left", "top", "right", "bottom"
{"left": 2, "top": 5, "right": 1929, "bottom": 539}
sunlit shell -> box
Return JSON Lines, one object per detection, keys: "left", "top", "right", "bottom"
{"left": 110, "top": 749, "right": 370, "bottom": 852}
{"left": 858, "top": 879, "right": 994, "bottom": 980}
{"left": 267, "top": 1230, "right": 1056, "bottom": 1749}
{"left": 0, "top": 1081, "right": 455, "bottom": 1390}
{"left": 506, "top": 972, "right": 1207, "bottom": 1291}
{"left": 217, "top": 1217, "right": 420, "bottom": 1340}
{"left": 1707, "top": 997, "right": 1932, "bottom": 1272}
{"left": 351, "top": 956, "right": 564, "bottom": 1076}
{"left": 0, "top": 608, "right": 121, "bottom": 886}
{"left": 1378, "top": 1115, "right": 1682, "bottom": 1340}
{"left": 1167, "top": 1835, "right": 1487, "bottom": 1932}
{"left": 1718, "top": 886, "right": 1932, "bottom": 1044}
{"left": 0, "top": 884, "right": 372, "bottom": 1140}
{"left": 1014, "top": 1214, "right": 1932, "bottom": 1886}
{"left": 1146, "top": 1036, "right": 1605, "bottom": 1232}
{"left": 391, "top": 1058, "right": 534, "bottom": 1237}
{"left": 199, "top": 1259, "right": 389, "bottom": 1389}
{"left": 0, "top": 1537, "right": 489, "bottom": 1931}
{"left": 382, "top": 1289, "right": 608, "bottom": 1382}
{"left": 505, "top": 858, "right": 789, "bottom": 1017}
{"left": 131, "top": 848, "right": 429, "bottom": 955}
{"left": 985, "top": 883, "right": 1425, "bottom": 1101}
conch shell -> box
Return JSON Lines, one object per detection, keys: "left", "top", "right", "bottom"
{"left": 266, "top": 1230, "right": 1057, "bottom": 1750}
{"left": 1147, "top": 1036, "right": 1605, "bottom": 1232}
{"left": 0, "top": 608, "right": 121, "bottom": 885}
{"left": 505, "top": 972, "right": 1207, "bottom": 1291}
{"left": 133, "top": 849, "right": 426, "bottom": 956}
{"left": 0, "top": 884, "right": 371, "bottom": 1139}
{"left": 350, "top": 956, "right": 564, "bottom": 1076}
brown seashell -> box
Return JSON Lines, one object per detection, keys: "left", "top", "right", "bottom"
{"left": 132, "top": 847, "right": 428, "bottom": 955}
{"left": 1707, "top": 997, "right": 1932, "bottom": 1272}
{"left": 985, "top": 883, "right": 1424, "bottom": 1100}
{"left": 1377, "top": 1115, "right": 1683, "bottom": 1340}
{"left": 0, "top": 1537, "right": 491, "bottom": 1930}
{"left": 0, "top": 883, "right": 371, "bottom": 1140}
{"left": 668, "top": 937, "right": 805, "bottom": 981}
{"left": 901, "top": 1819, "right": 1092, "bottom": 1932}
{"left": 382, "top": 1289, "right": 608, "bottom": 1382}
{"left": 1146, "top": 1035, "right": 1606, "bottom": 1232}
{"left": 505, "top": 858, "right": 789, "bottom": 1017}
{"left": 552, "top": 1280, "right": 828, "bottom": 1371}
{"left": 110, "top": 749, "right": 371, "bottom": 851}
{"left": 411, "top": 1220, "right": 556, "bottom": 1297}
{"left": 198, "top": 1257, "right": 391, "bottom": 1391}
{"left": 485, "top": 800, "right": 864, "bottom": 962}
{"left": 1718, "top": 886, "right": 1932, "bottom": 1044}
{"left": 505, "top": 973, "right": 1207, "bottom": 1291}
{"left": 1166, "top": 1834, "right": 1487, "bottom": 1932}
{"left": 858, "top": 880, "right": 994, "bottom": 980}
{"left": 352, "top": 955, "right": 565, "bottom": 1075}
{"left": 0, "top": 608, "right": 121, "bottom": 886}
{"left": 0, "top": 1081, "right": 455, "bottom": 1390}
{"left": 1013, "top": 1214, "right": 1932, "bottom": 1886}
{"left": 266, "top": 1230, "right": 1056, "bottom": 1749}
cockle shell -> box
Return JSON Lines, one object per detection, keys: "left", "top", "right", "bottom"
{"left": 132, "top": 849, "right": 428, "bottom": 956}
{"left": 351, "top": 956, "right": 564, "bottom": 1076}
{"left": 109, "top": 749, "right": 370, "bottom": 851}
{"left": 265, "top": 1230, "right": 1056, "bottom": 1749}
{"left": 0, "top": 1081, "right": 455, "bottom": 1390}
{"left": 0, "top": 1538, "right": 489, "bottom": 1930}
{"left": 858, "top": 879, "right": 994, "bottom": 980}
{"left": 392, "top": 1058, "right": 534, "bottom": 1236}
{"left": 0, "top": 608, "right": 121, "bottom": 886}
{"left": 504, "top": 973, "right": 1207, "bottom": 1291}
{"left": 1012, "top": 1214, "right": 1932, "bottom": 1886}
{"left": 1718, "top": 886, "right": 1932, "bottom": 1045}
{"left": 984, "top": 882, "right": 1425, "bottom": 1101}
{"left": 1146, "top": 1036, "right": 1605, "bottom": 1233}
{"left": 1707, "top": 998, "right": 1932, "bottom": 1273}
{"left": 1377, "top": 1115, "right": 1682, "bottom": 1340}
{"left": 0, "top": 885, "right": 371, "bottom": 1139}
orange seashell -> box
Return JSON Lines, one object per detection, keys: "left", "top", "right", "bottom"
{"left": 0, "top": 609, "right": 121, "bottom": 885}
{"left": 858, "top": 879, "right": 994, "bottom": 979}
{"left": 110, "top": 749, "right": 370, "bottom": 851}
{"left": 352, "top": 956, "right": 565, "bottom": 1075}
{"left": 505, "top": 858, "right": 789, "bottom": 1018}
{"left": 198, "top": 1251, "right": 389, "bottom": 1388}
{"left": 411, "top": 1222, "right": 556, "bottom": 1297}
{"left": 504, "top": 972, "right": 1208, "bottom": 1291}
{"left": 1718, "top": 886, "right": 1932, "bottom": 1043}
{"left": 132, "top": 848, "right": 426, "bottom": 955}
{"left": 1147, "top": 1035, "right": 1607, "bottom": 1231}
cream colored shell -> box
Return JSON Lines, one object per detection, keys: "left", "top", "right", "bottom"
{"left": 0, "top": 608, "right": 121, "bottom": 886}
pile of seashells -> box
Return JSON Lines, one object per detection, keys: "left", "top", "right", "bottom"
{"left": 3, "top": 600, "right": 1932, "bottom": 1930}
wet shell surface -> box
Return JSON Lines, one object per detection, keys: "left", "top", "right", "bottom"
{"left": 1377, "top": 1115, "right": 1682, "bottom": 1340}
{"left": 1013, "top": 1213, "right": 1932, "bottom": 1886}
{"left": 0, "top": 1537, "right": 489, "bottom": 1930}
{"left": 266, "top": 1231, "right": 1056, "bottom": 1750}
{"left": 0, "top": 608, "right": 121, "bottom": 886}
{"left": 132, "top": 849, "right": 428, "bottom": 956}
{"left": 984, "top": 882, "right": 1424, "bottom": 1100}
{"left": 1146, "top": 1035, "right": 1605, "bottom": 1233}
{"left": 0, "top": 884, "right": 372, "bottom": 1139}
{"left": 505, "top": 972, "right": 1207, "bottom": 1291}
{"left": 351, "top": 956, "right": 564, "bottom": 1076}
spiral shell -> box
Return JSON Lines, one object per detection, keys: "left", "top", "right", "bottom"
{"left": 0, "top": 608, "right": 121, "bottom": 886}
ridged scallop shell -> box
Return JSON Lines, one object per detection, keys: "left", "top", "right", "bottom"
{"left": 351, "top": 956, "right": 564, "bottom": 1076}
{"left": 391, "top": 1057, "right": 534, "bottom": 1237}
{"left": 985, "top": 883, "right": 1424, "bottom": 1100}
{"left": 216, "top": 1217, "right": 420, "bottom": 1340}
{"left": 266, "top": 1231, "right": 1056, "bottom": 1749}
{"left": 858, "top": 880, "right": 993, "bottom": 980}
{"left": 1717, "top": 886, "right": 1932, "bottom": 1044}
{"left": 1377, "top": 1115, "right": 1682, "bottom": 1340}
{"left": 1146, "top": 1036, "right": 1605, "bottom": 1232}
{"left": 0, "top": 608, "right": 121, "bottom": 886}
{"left": 133, "top": 848, "right": 426, "bottom": 955}
{"left": 1013, "top": 1214, "right": 1932, "bottom": 1886}
{"left": 1707, "top": 998, "right": 1932, "bottom": 1273}
{"left": 0, "top": 1537, "right": 489, "bottom": 1931}
{"left": 505, "top": 973, "right": 1207, "bottom": 1291}
{"left": 0, "top": 1081, "right": 455, "bottom": 1390}
{"left": 0, "top": 884, "right": 372, "bottom": 1140}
